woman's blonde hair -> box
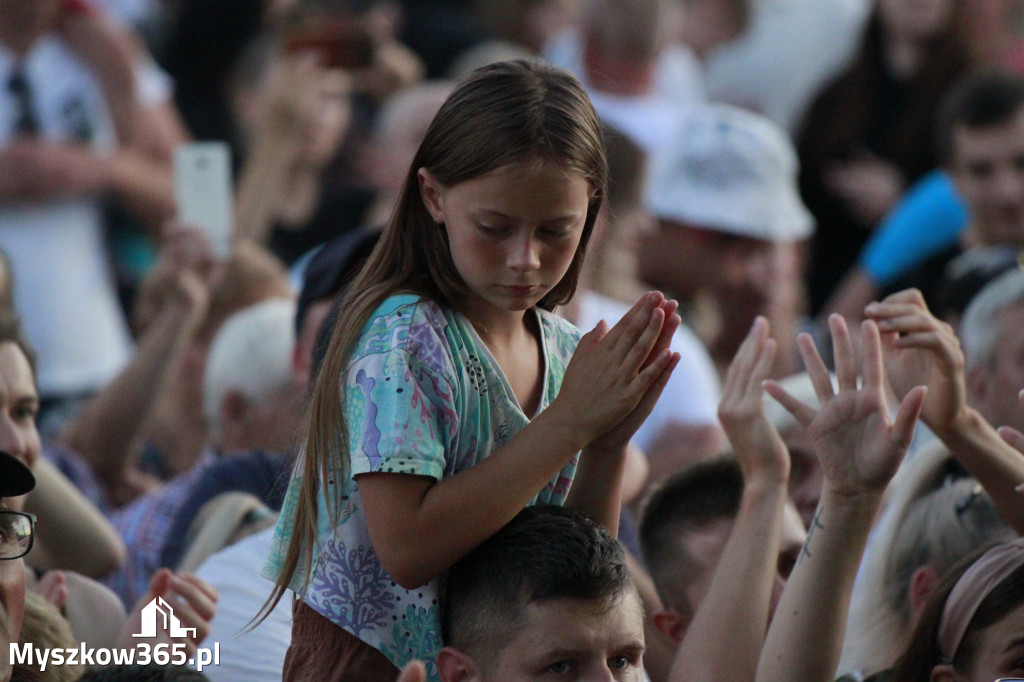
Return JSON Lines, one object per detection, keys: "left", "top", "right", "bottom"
{"left": 256, "top": 59, "right": 607, "bottom": 623}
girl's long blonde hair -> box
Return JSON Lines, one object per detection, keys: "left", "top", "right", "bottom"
{"left": 256, "top": 59, "right": 608, "bottom": 623}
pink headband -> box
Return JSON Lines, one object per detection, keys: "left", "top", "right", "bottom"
{"left": 937, "top": 537, "right": 1024, "bottom": 663}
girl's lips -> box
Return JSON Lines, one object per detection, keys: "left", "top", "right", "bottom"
{"left": 503, "top": 285, "right": 539, "bottom": 296}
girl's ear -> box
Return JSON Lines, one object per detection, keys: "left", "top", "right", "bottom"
{"left": 418, "top": 167, "right": 446, "bottom": 224}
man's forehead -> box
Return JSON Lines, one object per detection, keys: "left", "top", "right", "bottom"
{"left": 952, "top": 110, "right": 1024, "bottom": 161}
{"left": 523, "top": 592, "right": 644, "bottom": 637}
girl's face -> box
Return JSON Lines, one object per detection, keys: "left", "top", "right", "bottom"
{"left": 950, "top": 600, "right": 1024, "bottom": 681}
{"left": 418, "top": 160, "right": 591, "bottom": 328}
{"left": 879, "top": 0, "right": 956, "bottom": 44}
{"left": 0, "top": 342, "right": 39, "bottom": 513}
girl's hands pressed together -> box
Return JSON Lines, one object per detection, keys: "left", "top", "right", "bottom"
{"left": 765, "top": 314, "right": 926, "bottom": 499}
{"left": 555, "top": 291, "right": 681, "bottom": 451}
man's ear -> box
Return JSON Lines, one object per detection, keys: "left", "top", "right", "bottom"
{"left": 219, "top": 390, "right": 249, "bottom": 427}
{"left": 418, "top": 167, "right": 446, "bottom": 224}
{"left": 909, "top": 565, "right": 943, "bottom": 620}
{"left": 436, "top": 645, "right": 480, "bottom": 682}
{"left": 651, "top": 606, "right": 687, "bottom": 646}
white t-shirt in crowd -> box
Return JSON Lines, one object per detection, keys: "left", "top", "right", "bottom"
{"left": 0, "top": 34, "right": 168, "bottom": 396}
{"left": 196, "top": 528, "right": 292, "bottom": 682}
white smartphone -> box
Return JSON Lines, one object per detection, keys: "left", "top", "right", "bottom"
{"left": 174, "top": 141, "right": 234, "bottom": 259}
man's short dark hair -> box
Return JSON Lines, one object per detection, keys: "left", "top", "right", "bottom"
{"left": 442, "top": 505, "right": 631, "bottom": 665}
{"left": 639, "top": 457, "right": 743, "bottom": 615}
{"left": 936, "top": 68, "right": 1024, "bottom": 164}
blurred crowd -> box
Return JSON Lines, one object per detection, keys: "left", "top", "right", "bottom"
{"left": 3, "top": 0, "right": 1024, "bottom": 681}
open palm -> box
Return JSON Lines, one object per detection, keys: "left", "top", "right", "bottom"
{"left": 765, "top": 315, "right": 926, "bottom": 498}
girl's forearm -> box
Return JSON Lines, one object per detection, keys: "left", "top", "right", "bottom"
{"left": 358, "top": 405, "right": 586, "bottom": 588}
{"left": 565, "top": 441, "right": 627, "bottom": 535}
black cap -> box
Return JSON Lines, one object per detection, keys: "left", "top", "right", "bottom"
{"left": 295, "top": 227, "right": 381, "bottom": 336}
{"left": 0, "top": 450, "right": 34, "bottom": 498}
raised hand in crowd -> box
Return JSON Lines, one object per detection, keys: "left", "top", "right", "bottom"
{"left": 865, "top": 288, "right": 1024, "bottom": 532}
{"left": 757, "top": 314, "right": 926, "bottom": 682}
{"left": 61, "top": 226, "right": 217, "bottom": 506}
{"left": 666, "top": 316, "right": 791, "bottom": 681}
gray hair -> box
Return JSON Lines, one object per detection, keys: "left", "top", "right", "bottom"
{"left": 883, "top": 478, "right": 1014, "bottom": 624}
{"left": 203, "top": 298, "right": 297, "bottom": 426}
{"left": 960, "top": 267, "right": 1024, "bottom": 370}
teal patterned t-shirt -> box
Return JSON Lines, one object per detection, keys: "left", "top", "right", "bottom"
{"left": 263, "top": 294, "right": 581, "bottom": 679}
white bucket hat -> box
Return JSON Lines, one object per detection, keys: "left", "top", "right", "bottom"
{"left": 646, "top": 104, "right": 814, "bottom": 242}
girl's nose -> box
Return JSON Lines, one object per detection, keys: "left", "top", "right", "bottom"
{"left": 508, "top": 235, "right": 541, "bottom": 271}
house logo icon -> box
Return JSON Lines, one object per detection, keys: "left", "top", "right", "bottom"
{"left": 132, "top": 596, "right": 197, "bottom": 639}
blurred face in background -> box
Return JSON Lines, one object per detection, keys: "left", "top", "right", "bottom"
{"left": 878, "top": 0, "right": 956, "bottom": 44}
{"left": 969, "top": 300, "right": 1024, "bottom": 435}
{"left": 950, "top": 108, "right": 1024, "bottom": 246}
{"left": 301, "top": 68, "right": 353, "bottom": 167}
{"left": 677, "top": 0, "right": 745, "bottom": 58}
{"left": 0, "top": 343, "right": 40, "bottom": 512}
{"left": 638, "top": 220, "right": 779, "bottom": 311}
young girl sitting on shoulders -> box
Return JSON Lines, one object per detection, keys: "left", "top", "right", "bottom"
{"left": 261, "top": 59, "right": 681, "bottom": 681}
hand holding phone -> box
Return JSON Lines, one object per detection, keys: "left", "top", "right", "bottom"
{"left": 174, "top": 142, "right": 233, "bottom": 260}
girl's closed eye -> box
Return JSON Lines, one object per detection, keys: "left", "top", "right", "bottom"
{"left": 477, "top": 222, "right": 509, "bottom": 236}
{"left": 539, "top": 225, "right": 576, "bottom": 239}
